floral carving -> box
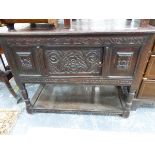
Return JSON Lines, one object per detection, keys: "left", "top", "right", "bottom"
{"left": 49, "top": 52, "right": 60, "bottom": 64}
{"left": 16, "top": 52, "right": 33, "bottom": 70}
{"left": 63, "top": 53, "right": 87, "bottom": 72}
{"left": 45, "top": 48, "right": 103, "bottom": 75}
{"left": 20, "top": 57, "right": 32, "bottom": 69}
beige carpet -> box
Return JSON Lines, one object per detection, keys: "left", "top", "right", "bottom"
{"left": 0, "top": 109, "right": 18, "bottom": 135}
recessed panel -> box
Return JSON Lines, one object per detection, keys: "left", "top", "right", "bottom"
{"left": 109, "top": 45, "right": 140, "bottom": 77}
{"left": 44, "top": 47, "right": 104, "bottom": 76}
{"left": 11, "top": 46, "right": 38, "bottom": 75}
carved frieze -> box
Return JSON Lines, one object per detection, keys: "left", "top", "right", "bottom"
{"left": 19, "top": 76, "right": 132, "bottom": 85}
{"left": 5, "top": 35, "right": 148, "bottom": 46}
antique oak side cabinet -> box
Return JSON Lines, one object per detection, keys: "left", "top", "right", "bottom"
{"left": 0, "top": 20, "right": 155, "bottom": 118}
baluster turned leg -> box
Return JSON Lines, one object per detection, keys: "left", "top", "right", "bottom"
{"left": 122, "top": 87, "right": 135, "bottom": 118}
{"left": 19, "top": 83, "right": 32, "bottom": 114}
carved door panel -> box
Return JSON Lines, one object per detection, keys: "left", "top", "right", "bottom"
{"left": 11, "top": 46, "right": 44, "bottom": 75}
{"left": 109, "top": 45, "right": 140, "bottom": 77}
{"left": 43, "top": 47, "right": 104, "bottom": 76}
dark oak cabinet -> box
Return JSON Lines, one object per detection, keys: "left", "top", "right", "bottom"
{"left": 0, "top": 20, "right": 155, "bottom": 117}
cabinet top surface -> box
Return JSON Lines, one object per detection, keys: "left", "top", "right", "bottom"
{"left": 1, "top": 19, "right": 155, "bottom": 36}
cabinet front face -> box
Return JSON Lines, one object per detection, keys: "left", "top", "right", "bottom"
{"left": 8, "top": 44, "right": 141, "bottom": 79}
{"left": 109, "top": 45, "right": 140, "bottom": 78}
{"left": 44, "top": 47, "right": 104, "bottom": 76}
{"left": 3, "top": 35, "right": 145, "bottom": 84}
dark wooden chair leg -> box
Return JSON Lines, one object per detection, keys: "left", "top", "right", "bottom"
{"left": 30, "top": 23, "right": 36, "bottom": 28}
{"left": 6, "top": 24, "right": 15, "bottom": 31}
{"left": 0, "top": 53, "right": 22, "bottom": 103}
{"left": 0, "top": 54, "right": 6, "bottom": 70}
{"left": 3, "top": 76, "right": 17, "bottom": 98}
{"left": 3, "top": 76, "right": 22, "bottom": 103}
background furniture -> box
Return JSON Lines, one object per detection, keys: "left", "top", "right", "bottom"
{"left": 138, "top": 42, "right": 155, "bottom": 99}
{"left": 0, "top": 47, "right": 21, "bottom": 103}
{"left": 0, "top": 19, "right": 50, "bottom": 30}
{"left": 149, "top": 19, "right": 155, "bottom": 26}
{"left": 0, "top": 19, "right": 70, "bottom": 30}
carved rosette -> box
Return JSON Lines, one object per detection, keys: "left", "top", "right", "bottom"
{"left": 16, "top": 52, "right": 33, "bottom": 71}
{"left": 20, "top": 57, "right": 32, "bottom": 69}
{"left": 62, "top": 53, "right": 88, "bottom": 72}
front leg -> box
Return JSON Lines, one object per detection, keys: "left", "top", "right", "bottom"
{"left": 126, "top": 88, "right": 135, "bottom": 110}
{"left": 121, "top": 86, "right": 135, "bottom": 118}
{"left": 19, "top": 83, "right": 32, "bottom": 114}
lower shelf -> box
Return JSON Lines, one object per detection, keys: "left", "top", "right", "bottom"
{"left": 30, "top": 84, "right": 126, "bottom": 116}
